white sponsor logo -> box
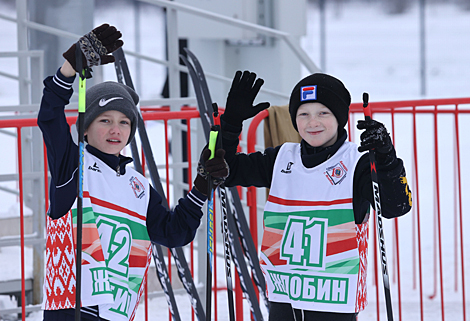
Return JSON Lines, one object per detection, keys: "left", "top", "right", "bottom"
{"left": 99, "top": 97, "right": 124, "bottom": 107}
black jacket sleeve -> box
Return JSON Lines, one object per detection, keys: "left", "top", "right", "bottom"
{"left": 353, "top": 151, "right": 412, "bottom": 224}
{"left": 221, "top": 116, "right": 280, "bottom": 188}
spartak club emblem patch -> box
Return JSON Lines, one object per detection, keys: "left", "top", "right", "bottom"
{"left": 324, "top": 161, "right": 348, "bottom": 185}
{"left": 129, "top": 176, "right": 146, "bottom": 199}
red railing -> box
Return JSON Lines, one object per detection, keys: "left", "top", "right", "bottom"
{"left": 0, "top": 107, "right": 234, "bottom": 321}
{"left": 245, "top": 97, "right": 470, "bottom": 321}
{"left": 2, "top": 97, "right": 470, "bottom": 320}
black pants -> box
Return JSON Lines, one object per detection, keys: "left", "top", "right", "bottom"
{"left": 43, "top": 309, "right": 107, "bottom": 321}
{"left": 268, "top": 302, "right": 358, "bottom": 321}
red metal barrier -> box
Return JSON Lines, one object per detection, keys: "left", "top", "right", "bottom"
{"left": 2, "top": 97, "right": 470, "bottom": 320}
{"left": 245, "top": 98, "right": 470, "bottom": 321}
{"left": 0, "top": 107, "right": 225, "bottom": 321}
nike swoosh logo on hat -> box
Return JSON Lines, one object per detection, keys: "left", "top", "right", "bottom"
{"left": 99, "top": 97, "right": 124, "bottom": 107}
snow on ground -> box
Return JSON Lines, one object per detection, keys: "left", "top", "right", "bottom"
{"left": 0, "top": 0, "right": 469, "bottom": 320}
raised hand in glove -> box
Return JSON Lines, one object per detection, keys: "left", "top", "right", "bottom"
{"left": 194, "top": 149, "right": 229, "bottom": 196}
{"left": 357, "top": 119, "right": 397, "bottom": 167}
{"left": 63, "top": 23, "right": 123, "bottom": 76}
{"left": 222, "top": 70, "right": 270, "bottom": 127}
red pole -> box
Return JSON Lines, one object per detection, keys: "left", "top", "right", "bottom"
{"left": 432, "top": 106, "right": 445, "bottom": 321}
{"left": 17, "top": 128, "right": 26, "bottom": 321}
{"left": 412, "top": 107, "right": 425, "bottom": 321}
{"left": 454, "top": 106, "right": 467, "bottom": 321}
{"left": 373, "top": 211, "right": 380, "bottom": 321}
{"left": 454, "top": 144, "right": 458, "bottom": 292}
{"left": 235, "top": 268, "right": 243, "bottom": 321}
{"left": 145, "top": 280, "right": 149, "bottom": 321}
{"left": 186, "top": 120, "right": 196, "bottom": 321}
{"left": 390, "top": 109, "right": 403, "bottom": 321}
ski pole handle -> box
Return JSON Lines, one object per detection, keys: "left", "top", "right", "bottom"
{"left": 363, "top": 92, "right": 371, "bottom": 119}
{"left": 207, "top": 103, "right": 222, "bottom": 198}
{"left": 212, "top": 102, "right": 221, "bottom": 126}
{"left": 208, "top": 103, "right": 221, "bottom": 160}
{"left": 208, "top": 131, "right": 218, "bottom": 160}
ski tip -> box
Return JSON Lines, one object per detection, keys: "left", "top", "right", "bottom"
{"left": 362, "top": 92, "right": 369, "bottom": 108}
{"left": 184, "top": 47, "right": 195, "bottom": 59}
{"left": 179, "top": 53, "right": 188, "bottom": 65}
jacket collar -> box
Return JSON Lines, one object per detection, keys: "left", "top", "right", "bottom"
{"left": 300, "top": 128, "right": 348, "bottom": 168}
{"left": 86, "top": 144, "right": 133, "bottom": 175}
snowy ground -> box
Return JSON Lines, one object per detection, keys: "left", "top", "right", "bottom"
{"left": 0, "top": 0, "right": 470, "bottom": 320}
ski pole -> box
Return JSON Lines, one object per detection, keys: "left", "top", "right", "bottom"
{"left": 75, "top": 43, "right": 86, "bottom": 321}
{"left": 206, "top": 112, "right": 220, "bottom": 321}
{"left": 183, "top": 48, "right": 269, "bottom": 311}
{"left": 112, "top": 48, "right": 187, "bottom": 321}
{"left": 362, "top": 92, "right": 394, "bottom": 321}
{"left": 211, "top": 103, "right": 236, "bottom": 321}
{"left": 180, "top": 51, "right": 263, "bottom": 320}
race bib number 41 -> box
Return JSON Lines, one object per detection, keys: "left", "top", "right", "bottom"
{"left": 280, "top": 216, "right": 328, "bottom": 269}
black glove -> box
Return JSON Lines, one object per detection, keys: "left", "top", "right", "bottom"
{"left": 222, "top": 70, "right": 270, "bottom": 127}
{"left": 357, "top": 119, "right": 393, "bottom": 153}
{"left": 63, "top": 24, "right": 123, "bottom": 75}
{"left": 194, "top": 148, "right": 229, "bottom": 195}
{"left": 357, "top": 119, "right": 397, "bottom": 167}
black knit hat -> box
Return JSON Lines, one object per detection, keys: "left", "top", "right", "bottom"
{"left": 288, "top": 73, "right": 351, "bottom": 131}
{"left": 78, "top": 81, "right": 139, "bottom": 145}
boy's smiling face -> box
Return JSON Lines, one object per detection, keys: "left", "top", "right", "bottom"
{"left": 85, "top": 110, "right": 131, "bottom": 156}
{"left": 296, "top": 102, "right": 339, "bottom": 148}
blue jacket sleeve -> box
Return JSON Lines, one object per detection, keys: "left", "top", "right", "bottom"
{"left": 146, "top": 187, "right": 206, "bottom": 248}
{"left": 37, "top": 69, "right": 79, "bottom": 219}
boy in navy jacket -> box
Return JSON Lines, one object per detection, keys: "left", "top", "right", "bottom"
{"left": 38, "top": 24, "right": 227, "bottom": 321}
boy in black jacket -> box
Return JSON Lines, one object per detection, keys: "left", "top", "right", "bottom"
{"left": 220, "top": 71, "right": 412, "bottom": 321}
